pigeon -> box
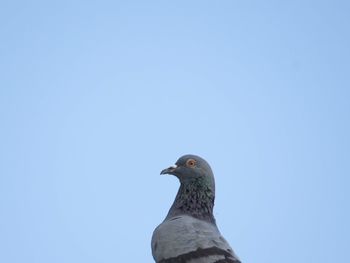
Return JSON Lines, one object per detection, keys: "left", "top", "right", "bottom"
{"left": 152, "top": 154, "right": 241, "bottom": 263}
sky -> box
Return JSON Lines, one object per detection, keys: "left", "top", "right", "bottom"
{"left": 0, "top": 1, "right": 349, "bottom": 262}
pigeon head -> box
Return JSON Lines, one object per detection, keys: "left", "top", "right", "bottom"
{"left": 160, "top": 154, "right": 215, "bottom": 191}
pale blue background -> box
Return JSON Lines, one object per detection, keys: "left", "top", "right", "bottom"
{"left": 1, "top": 1, "right": 349, "bottom": 262}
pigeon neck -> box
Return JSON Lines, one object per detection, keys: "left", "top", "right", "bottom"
{"left": 166, "top": 178, "right": 216, "bottom": 224}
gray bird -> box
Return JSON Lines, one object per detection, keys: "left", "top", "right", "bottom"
{"left": 152, "top": 154, "right": 241, "bottom": 263}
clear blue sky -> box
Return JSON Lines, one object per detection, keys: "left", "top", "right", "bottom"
{"left": 1, "top": 1, "right": 349, "bottom": 262}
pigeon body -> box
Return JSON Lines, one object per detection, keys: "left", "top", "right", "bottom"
{"left": 152, "top": 155, "right": 241, "bottom": 263}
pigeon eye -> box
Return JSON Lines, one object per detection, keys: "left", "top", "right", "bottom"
{"left": 186, "top": 159, "right": 196, "bottom": 167}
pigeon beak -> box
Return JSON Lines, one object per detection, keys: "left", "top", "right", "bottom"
{"left": 160, "top": 165, "right": 178, "bottom": 175}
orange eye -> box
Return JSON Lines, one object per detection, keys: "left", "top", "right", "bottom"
{"left": 186, "top": 159, "right": 196, "bottom": 167}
